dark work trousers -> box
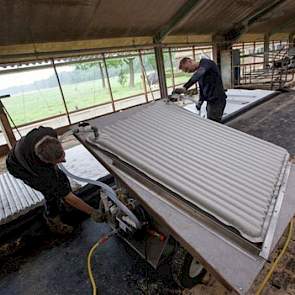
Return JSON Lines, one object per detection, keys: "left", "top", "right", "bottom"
{"left": 206, "top": 97, "right": 227, "bottom": 122}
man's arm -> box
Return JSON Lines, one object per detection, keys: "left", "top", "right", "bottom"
{"left": 183, "top": 66, "right": 207, "bottom": 90}
{"left": 64, "top": 191, "right": 95, "bottom": 215}
{"left": 174, "top": 61, "right": 210, "bottom": 94}
{"left": 174, "top": 66, "right": 207, "bottom": 103}
{"left": 53, "top": 169, "right": 104, "bottom": 222}
{"left": 64, "top": 192, "right": 105, "bottom": 222}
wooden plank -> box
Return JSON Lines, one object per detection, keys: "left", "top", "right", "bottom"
{"left": 0, "top": 101, "right": 16, "bottom": 149}
{"left": 0, "top": 37, "right": 153, "bottom": 56}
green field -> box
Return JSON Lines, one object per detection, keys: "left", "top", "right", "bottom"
{"left": 3, "top": 73, "right": 189, "bottom": 126}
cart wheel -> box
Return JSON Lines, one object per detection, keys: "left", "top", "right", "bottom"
{"left": 171, "top": 246, "right": 206, "bottom": 289}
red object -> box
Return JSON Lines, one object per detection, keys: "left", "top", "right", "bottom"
{"left": 147, "top": 229, "right": 166, "bottom": 241}
{"left": 100, "top": 235, "right": 110, "bottom": 245}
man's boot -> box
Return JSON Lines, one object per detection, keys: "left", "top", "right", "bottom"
{"left": 44, "top": 214, "right": 74, "bottom": 235}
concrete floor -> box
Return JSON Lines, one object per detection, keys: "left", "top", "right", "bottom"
{"left": 0, "top": 220, "right": 178, "bottom": 295}
{"left": 2, "top": 91, "right": 295, "bottom": 295}
{"left": 228, "top": 90, "right": 295, "bottom": 156}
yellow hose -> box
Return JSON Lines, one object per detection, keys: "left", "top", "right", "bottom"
{"left": 87, "top": 222, "right": 293, "bottom": 295}
{"left": 87, "top": 232, "right": 115, "bottom": 295}
{"left": 255, "top": 220, "right": 293, "bottom": 295}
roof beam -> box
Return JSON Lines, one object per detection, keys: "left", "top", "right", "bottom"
{"left": 221, "top": 0, "right": 287, "bottom": 43}
{"left": 270, "top": 18, "right": 295, "bottom": 35}
{"left": 153, "top": 0, "right": 203, "bottom": 43}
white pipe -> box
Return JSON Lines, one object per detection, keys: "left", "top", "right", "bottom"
{"left": 59, "top": 164, "right": 141, "bottom": 229}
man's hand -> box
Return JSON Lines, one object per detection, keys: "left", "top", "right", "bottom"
{"left": 173, "top": 87, "right": 186, "bottom": 94}
{"left": 91, "top": 210, "right": 106, "bottom": 223}
{"left": 196, "top": 101, "right": 203, "bottom": 111}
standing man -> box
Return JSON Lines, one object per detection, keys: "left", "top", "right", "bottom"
{"left": 175, "top": 57, "right": 227, "bottom": 122}
{"left": 6, "top": 126, "right": 104, "bottom": 234}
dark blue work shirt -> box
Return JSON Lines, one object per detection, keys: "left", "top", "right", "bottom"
{"left": 7, "top": 126, "right": 72, "bottom": 200}
{"left": 183, "top": 58, "right": 227, "bottom": 102}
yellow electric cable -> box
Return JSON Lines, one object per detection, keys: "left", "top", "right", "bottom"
{"left": 256, "top": 220, "right": 293, "bottom": 295}
{"left": 87, "top": 232, "right": 115, "bottom": 295}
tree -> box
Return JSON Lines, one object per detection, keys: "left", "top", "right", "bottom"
{"left": 98, "top": 62, "right": 106, "bottom": 88}
{"left": 107, "top": 57, "right": 135, "bottom": 88}
{"left": 123, "top": 57, "right": 135, "bottom": 87}
{"left": 106, "top": 58, "right": 126, "bottom": 87}
{"left": 76, "top": 54, "right": 137, "bottom": 88}
{"left": 118, "top": 67, "right": 127, "bottom": 87}
{"left": 75, "top": 61, "right": 106, "bottom": 88}
{"left": 144, "top": 54, "right": 157, "bottom": 71}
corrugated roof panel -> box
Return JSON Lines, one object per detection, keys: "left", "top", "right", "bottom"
{"left": 172, "top": 0, "right": 272, "bottom": 35}
{"left": 1, "top": 0, "right": 295, "bottom": 50}
{"left": 0, "top": 0, "right": 187, "bottom": 45}
{"left": 92, "top": 101, "right": 289, "bottom": 242}
{"left": 249, "top": 0, "right": 295, "bottom": 34}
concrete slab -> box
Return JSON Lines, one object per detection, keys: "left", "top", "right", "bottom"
{"left": 63, "top": 145, "right": 109, "bottom": 185}
{"left": 183, "top": 89, "right": 275, "bottom": 120}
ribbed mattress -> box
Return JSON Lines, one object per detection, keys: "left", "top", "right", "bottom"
{"left": 0, "top": 172, "right": 44, "bottom": 225}
{"left": 90, "top": 101, "right": 289, "bottom": 242}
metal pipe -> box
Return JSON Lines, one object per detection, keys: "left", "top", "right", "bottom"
{"left": 0, "top": 43, "right": 214, "bottom": 68}
{"left": 140, "top": 52, "right": 156, "bottom": 101}
{"left": 168, "top": 48, "right": 176, "bottom": 89}
{"left": 154, "top": 46, "right": 168, "bottom": 98}
{"left": 102, "top": 53, "right": 115, "bottom": 112}
{"left": 0, "top": 46, "right": 211, "bottom": 74}
{"left": 253, "top": 41, "right": 256, "bottom": 71}
{"left": 138, "top": 50, "right": 149, "bottom": 102}
{"left": 52, "top": 58, "right": 71, "bottom": 125}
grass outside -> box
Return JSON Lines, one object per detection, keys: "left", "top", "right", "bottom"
{"left": 3, "top": 72, "right": 190, "bottom": 126}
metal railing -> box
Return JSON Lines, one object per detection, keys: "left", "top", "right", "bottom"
{"left": 233, "top": 45, "right": 295, "bottom": 90}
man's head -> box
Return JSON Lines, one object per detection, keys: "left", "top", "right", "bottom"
{"left": 179, "top": 57, "right": 199, "bottom": 73}
{"left": 34, "top": 136, "right": 65, "bottom": 164}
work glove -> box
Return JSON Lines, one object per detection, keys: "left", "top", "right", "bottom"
{"left": 186, "top": 88, "right": 198, "bottom": 96}
{"left": 91, "top": 210, "right": 107, "bottom": 223}
{"left": 173, "top": 87, "right": 186, "bottom": 95}
{"left": 196, "top": 101, "right": 203, "bottom": 111}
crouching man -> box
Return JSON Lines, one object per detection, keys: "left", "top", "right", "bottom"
{"left": 6, "top": 126, "right": 103, "bottom": 234}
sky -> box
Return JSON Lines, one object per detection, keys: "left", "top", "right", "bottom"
{"left": 0, "top": 65, "right": 73, "bottom": 91}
